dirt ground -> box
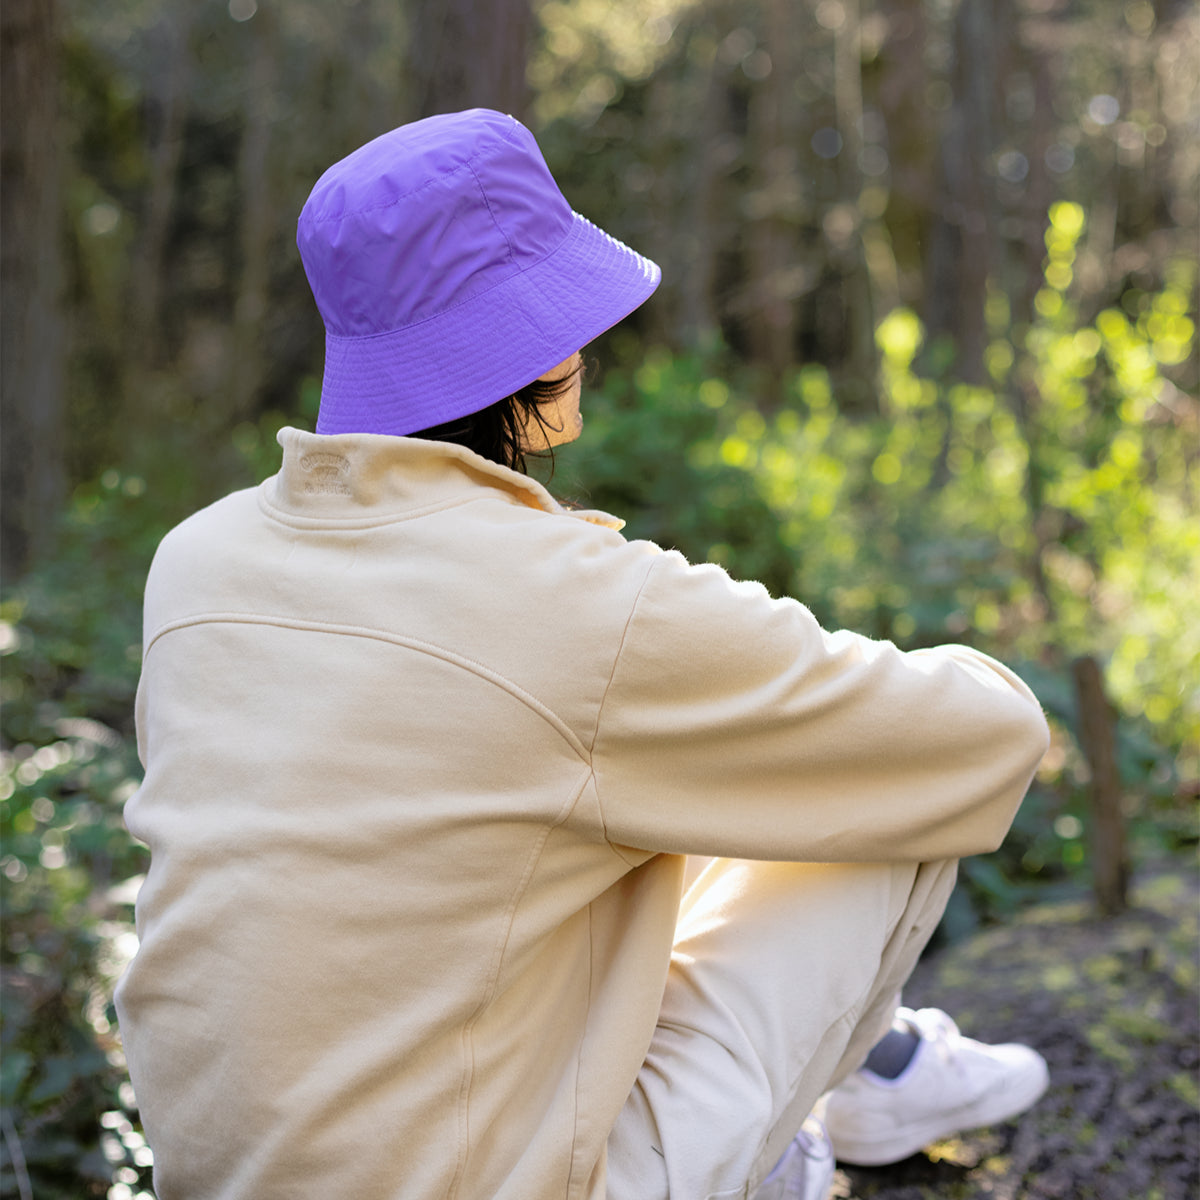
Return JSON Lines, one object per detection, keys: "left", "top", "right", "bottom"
{"left": 831, "top": 861, "right": 1199, "bottom": 1200}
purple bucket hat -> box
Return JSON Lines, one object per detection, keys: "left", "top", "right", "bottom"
{"left": 297, "top": 109, "right": 661, "bottom": 437}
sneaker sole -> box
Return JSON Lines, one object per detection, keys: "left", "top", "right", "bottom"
{"left": 832, "top": 1057, "right": 1050, "bottom": 1167}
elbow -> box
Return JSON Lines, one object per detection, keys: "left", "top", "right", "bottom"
{"left": 978, "top": 702, "right": 1051, "bottom": 854}
{"left": 963, "top": 699, "right": 1051, "bottom": 858}
{"left": 998, "top": 694, "right": 1051, "bottom": 810}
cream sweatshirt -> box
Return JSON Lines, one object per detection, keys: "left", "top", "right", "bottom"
{"left": 115, "top": 428, "right": 1049, "bottom": 1200}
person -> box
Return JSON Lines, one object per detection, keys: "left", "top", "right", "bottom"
{"left": 114, "top": 109, "right": 1050, "bottom": 1200}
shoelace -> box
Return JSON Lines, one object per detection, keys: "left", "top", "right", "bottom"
{"left": 904, "top": 1007, "right": 968, "bottom": 1076}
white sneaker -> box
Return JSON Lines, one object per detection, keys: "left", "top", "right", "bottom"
{"left": 751, "top": 1115, "right": 836, "bottom": 1200}
{"left": 823, "top": 1007, "right": 1050, "bottom": 1167}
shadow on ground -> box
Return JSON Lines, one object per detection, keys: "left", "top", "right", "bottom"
{"left": 832, "top": 861, "right": 1199, "bottom": 1200}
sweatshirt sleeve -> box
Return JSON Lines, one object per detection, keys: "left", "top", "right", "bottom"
{"left": 590, "top": 550, "right": 1050, "bottom": 863}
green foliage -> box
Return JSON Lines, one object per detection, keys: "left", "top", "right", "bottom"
{"left": 1009, "top": 207, "right": 1199, "bottom": 762}
{"left": 0, "top": 473, "right": 164, "bottom": 1197}
{"left": 562, "top": 345, "right": 797, "bottom": 598}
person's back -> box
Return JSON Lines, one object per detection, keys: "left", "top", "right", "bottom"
{"left": 117, "top": 431, "right": 689, "bottom": 1198}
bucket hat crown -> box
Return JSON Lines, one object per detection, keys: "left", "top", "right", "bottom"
{"left": 297, "top": 108, "right": 661, "bottom": 437}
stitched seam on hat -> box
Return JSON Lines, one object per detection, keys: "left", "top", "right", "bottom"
{"left": 320, "top": 214, "right": 584, "bottom": 342}
{"left": 304, "top": 116, "right": 528, "bottom": 228}
{"left": 143, "top": 612, "right": 592, "bottom": 762}
{"left": 299, "top": 118, "right": 526, "bottom": 226}
{"left": 466, "top": 160, "right": 516, "bottom": 268}
{"left": 299, "top": 134, "right": 513, "bottom": 226}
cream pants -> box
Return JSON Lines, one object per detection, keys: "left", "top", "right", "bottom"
{"left": 605, "top": 855, "right": 959, "bottom": 1200}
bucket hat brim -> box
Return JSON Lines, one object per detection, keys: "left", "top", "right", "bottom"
{"left": 314, "top": 209, "right": 660, "bottom": 437}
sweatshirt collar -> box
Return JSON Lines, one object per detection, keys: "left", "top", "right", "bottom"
{"left": 260, "top": 427, "right": 624, "bottom": 530}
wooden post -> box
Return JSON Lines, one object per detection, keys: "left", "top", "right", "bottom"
{"left": 1072, "top": 655, "right": 1128, "bottom": 917}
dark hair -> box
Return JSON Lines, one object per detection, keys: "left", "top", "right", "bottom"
{"left": 410, "top": 362, "right": 584, "bottom": 474}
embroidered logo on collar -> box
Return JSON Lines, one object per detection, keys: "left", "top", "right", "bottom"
{"left": 299, "top": 452, "right": 351, "bottom": 496}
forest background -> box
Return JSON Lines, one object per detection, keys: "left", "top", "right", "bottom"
{"left": 1, "top": 0, "right": 1197, "bottom": 1196}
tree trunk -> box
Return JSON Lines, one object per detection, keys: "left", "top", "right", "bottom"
{"left": 1072, "top": 655, "right": 1129, "bottom": 918}
{"left": 1, "top": 0, "right": 65, "bottom": 581}
{"left": 229, "top": 4, "right": 279, "bottom": 420}
{"left": 1013, "top": 36, "right": 1057, "bottom": 329}
{"left": 741, "top": 0, "right": 798, "bottom": 403}
{"left": 832, "top": 0, "right": 877, "bottom": 406}
{"left": 407, "top": 0, "right": 532, "bottom": 122}
{"left": 675, "top": 38, "right": 724, "bottom": 346}
{"left": 875, "top": 0, "right": 935, "bottom": 284}
{"left": 923, "top": 0, "right": 1007, "bottom": 384}
{"left": 129, "top": 5, "right": 193, "bottom": 373}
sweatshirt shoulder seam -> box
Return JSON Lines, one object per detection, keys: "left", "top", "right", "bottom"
{"left": 587, "top": 555, "right": 660, "bottom": 864}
